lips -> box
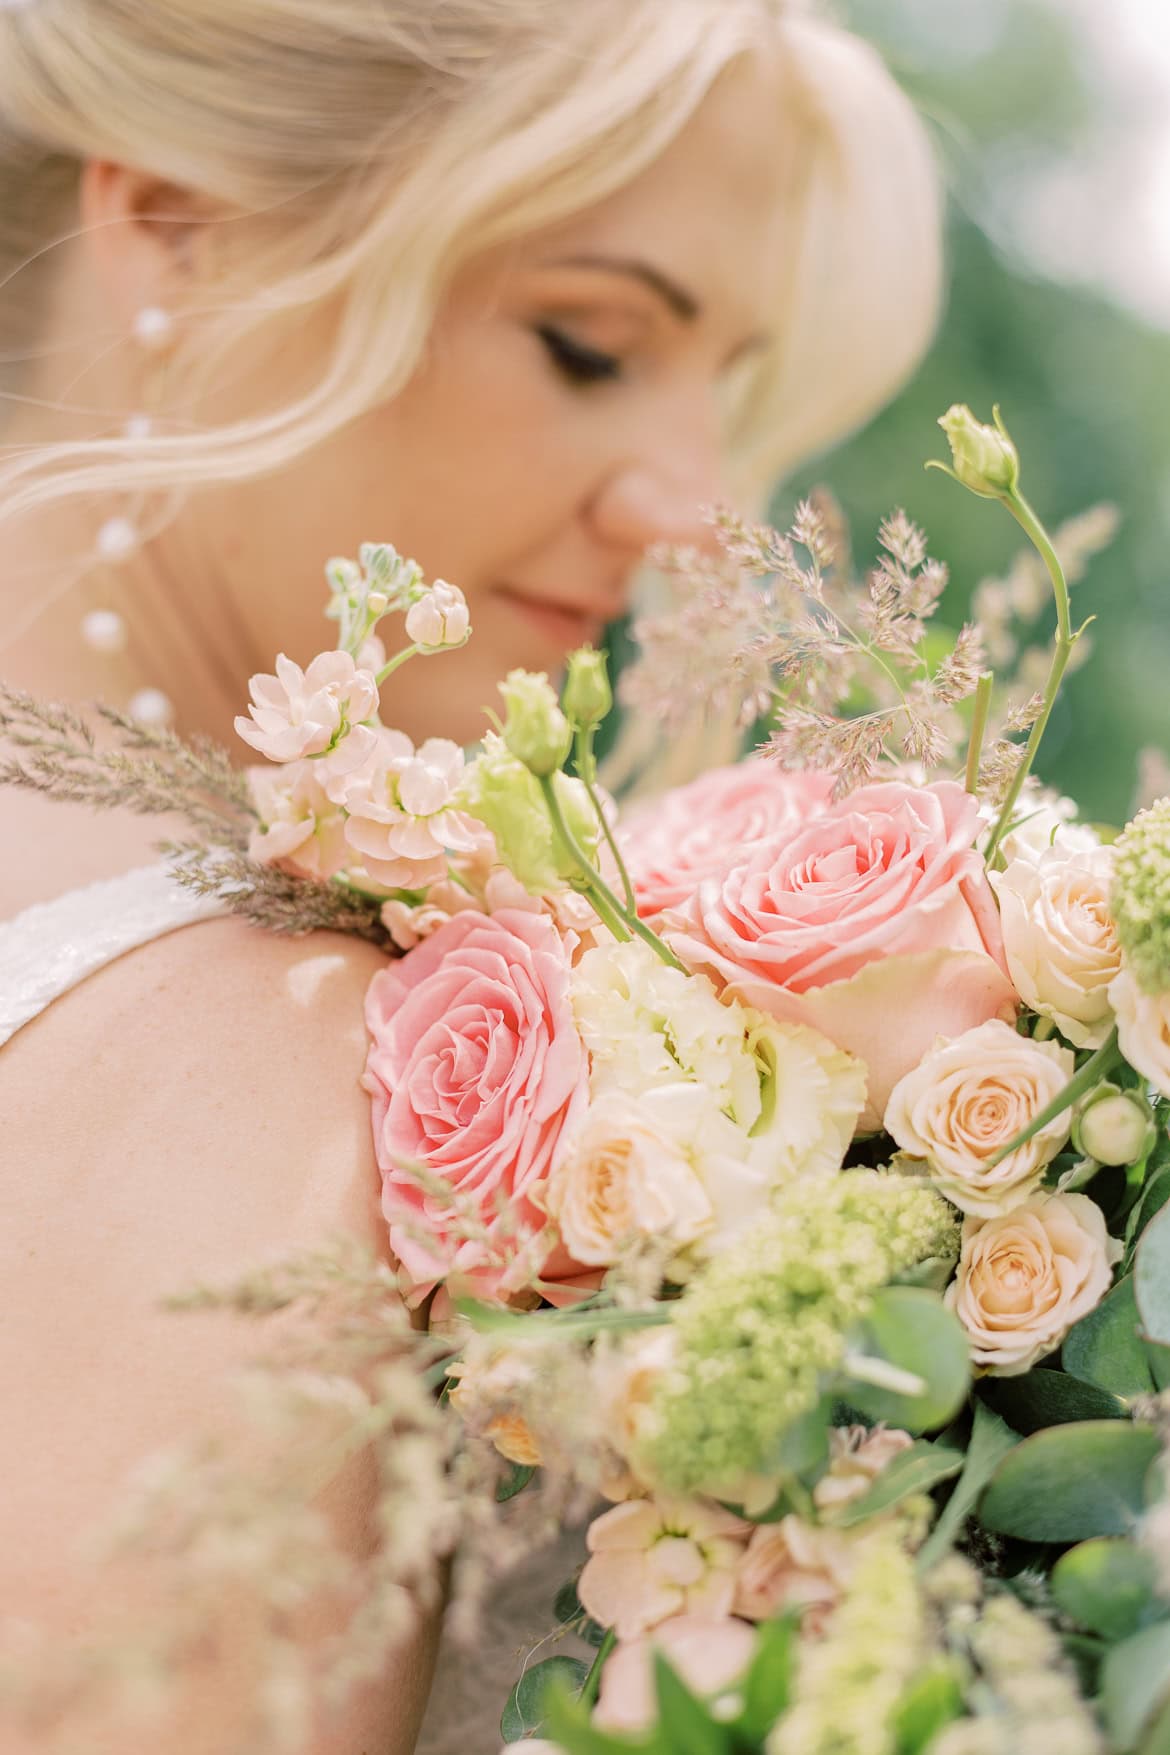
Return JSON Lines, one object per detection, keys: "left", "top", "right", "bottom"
{"left": 494, "top": 583, "right": 625, "bottom": 652}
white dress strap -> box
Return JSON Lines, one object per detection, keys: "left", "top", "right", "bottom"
{"left": 0, "top": 864, "right": 225, "bottom": 1048}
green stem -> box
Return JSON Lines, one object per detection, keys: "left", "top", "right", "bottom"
{"left": 580, "top": 1629, "right": 617, "bottom": 1709}
{"left": 984, "top": 492, "right": 1077, "bottom": 863}
{"left": 576, "top": 726, "right": 638, "bottom": 914}
{"left": 965, "top": 672, "right": 994, "bottom": 796}
{"left": 375, "top": 644, "right": 421, "bottom": 686}
{"left": 539, "top": 775, "right": 686, "bottom": 972}
{"left": 988, "top": 1026, "right": 1122, "bottom": 1166}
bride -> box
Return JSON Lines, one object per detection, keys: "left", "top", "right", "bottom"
{"left": 0, "top": 2, "right": 940, "bottom": 1750}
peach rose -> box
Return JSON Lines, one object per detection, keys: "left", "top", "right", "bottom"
{"left": 884, "top": 1019, "right": 1075, "bottom": 1217}
{"left": 946, "top": 1192, "right": 1121, "bottom": 1374}
{"left": 544, "top": 1094, "right": 714, "bottom": 1267}
{"left": 593, "top": 1614, "right": 756, "bottom": 1736}
{"left": 668, "top": 780, "right": 1016, "bottom": 1126}
{"left": 363, "top": 909, "right": 589, "bottom": 1302}
{"left": 813, "top": 1425, "right": 915, "bottom": 1512}
{"left": 619, "top": 760, "right": 834, "bottom": 918}
{"left": 1111, "top": 967, "right": 1170, "bottom": 1098}
{"left": 578, "top": 1496, "right": 751, "bottom": 1640}
{"left": 235, "top": 649, "right": 378, "bottom": 763}
{"left": 732, "top": 1515, "right": 857, "bottom": 1628}
{"left": 990, "top": 845, "right": 1121, "bottom": 1048}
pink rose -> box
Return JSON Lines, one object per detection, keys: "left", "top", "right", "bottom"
{"left": 363, "top": 909, "right": 589, "bottom": 1301}
{"left": 668, "top": 780, "right": 1016, "bottom": 1126}
{"left": 619, "top": 760, "right": 834, "bottom": 918}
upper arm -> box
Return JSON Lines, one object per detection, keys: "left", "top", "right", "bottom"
{"left": 0, "top": 920, "right": 438, "bottom": 1752}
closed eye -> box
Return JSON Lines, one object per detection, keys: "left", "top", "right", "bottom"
{"left": 535, "top": 324, "right": 623, "bottom": 386}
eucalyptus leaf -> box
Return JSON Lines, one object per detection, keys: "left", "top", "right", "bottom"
{"left": 652, "top": 1654, "right": 732, "bottom": 1755}
{"left": 840, "top": 1287, "right": 970, "bottom": 1434}
{"left": 1102, "top": 1620, "right": 1170, "bottom": 1750}
{"left": 544, "top": 1686, "right": 656, "bottom": 1755}
{"left": 1138, "top": 1205, "right": 1170, "bottom": 1346}
{"left": 1052, "top": 1537, "right": 1158, "bottom": 1640}
{"left": 980, "top": 1421, "right": 1161, "bottom": 1541}
{"left": 496, "top": 1462, "right": 536, "bottom": 1502}
{"left": 826, "top": 1441, "right": 964, "bottom": 1528}
{"left": 979, "top": 1368, "right": 1128, "bottom": 1434}
{"left": 1063, "top": 1276, "right": 1156, "bottom": 1397}
{"left": 500, "top": 1656, "right": 591, "bottom": 1743}
{"left": 736, "top": 1616, "right": 797, "bottom": 1743}
{"left": 917, "top": 1403, "right": 1018, "bottom": 1570}
{"left": 890, "top": 1661, "right": 965, "bottom": 1754}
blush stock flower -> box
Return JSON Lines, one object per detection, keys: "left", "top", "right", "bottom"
{"left": 947, "top": 1191, "right": 1120, "bottom": 1374}
{"left": 884, "top": 1019, "right": 1075, "bottom": 1217}
{"left": 235, "top": 649, "right": 379, "bottom": 763}
{"left": 332, "top": 729, "right": 481, "bottom": 888}
{"left": 578, "top": 1495, "right": 751, "bottom": 1641}
{"left": 668, "top": 780, "right": 1016, "bottom": 1127}
{"left": 363, "top": 908, "right": 589, "bottom": 1302}
{"left": 247, "top": 762, "right": 349, "bottom": 880}
{"left": 593, "top": 1614, "right": 757, "bottom": 1737}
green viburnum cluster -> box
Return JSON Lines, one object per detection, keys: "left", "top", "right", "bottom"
{"left": 1112, "top": 796, "right": 1170, "bottom": 994}
{"left": 769, "top": 1526, "right": 924, "bottom": 1755}
{"left": 635, "top": 1173, "right": 958, "bottom": 1492}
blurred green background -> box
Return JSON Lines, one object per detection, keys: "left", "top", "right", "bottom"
{"left": 772, "top": 0, "right": 1170, "bottom": 823}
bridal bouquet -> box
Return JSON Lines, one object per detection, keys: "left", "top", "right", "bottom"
{"left": 7, "top": 406, "right": 1170, "bottom": 1755}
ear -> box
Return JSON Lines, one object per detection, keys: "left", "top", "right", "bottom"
{"left": 78, "top": 160, "right": 217, "bottom": 328}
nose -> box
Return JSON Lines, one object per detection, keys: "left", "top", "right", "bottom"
{"left": 586, "top": 405, "right": 726, "bottom": 558}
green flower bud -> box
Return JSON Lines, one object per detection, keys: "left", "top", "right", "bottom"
{"left": 1073, "top": 1082, "right": 1158, "bottom": 1166}
{"left": 561, "top": 646, "right": 613, "bottom": 731}
{"left": 937, "top": 404, "right": 1020, "bottom": 498}
{"left": 462, "top": 735, "right": 598, "bottom": 892}
{"left": 499, "top": 669, "right": 572, "bottom": 777}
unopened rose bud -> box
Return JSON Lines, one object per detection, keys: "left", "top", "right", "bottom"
{"left": 1073, "top": 1083, "right": 1158, "bottom": 1166}
{"left": 499, "top": 669, "right": 572, "bottom": 777}
{"left": 937, "top": 404, "right": 1020, "bottom": 498}
{"left": 405, "top": 579, "right": 471, "bottom": 652}
{"left": 562, "top": 646, "right": 613, "bottom": 731}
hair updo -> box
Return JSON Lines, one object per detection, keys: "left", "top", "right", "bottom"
{"left": 0, "top": 0, "right": 942, "bottom": 520}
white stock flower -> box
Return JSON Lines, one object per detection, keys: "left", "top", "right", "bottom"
{"left": 884, "top": 1019, "right": 1075, "bottom": 1217}
{"left": 247, "top": 762, "right": 350, "bottom": 879}
{"left": 946, "top": 1192, "right": 1121, "bottom": 1374}
{"left": 330, "top": 729, "right": 480, "bottom": 889}
{"left": 1111, "top": 967, "right": 1170, "bottom": 1097}
{"left": 235, "top": 650, "right": 379, "bottom": 763}
{"left": 994, "top": 781, "right": 1100, "bottom": 865}
{"left": 405, "top": 579, "right": 470, "bottom": 651}
{"left": 990, "top": 844, "right": 1121, "bottom": 1048}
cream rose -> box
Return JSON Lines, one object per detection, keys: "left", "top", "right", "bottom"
{"left": 1111, "top": 967, "right": 1170, "bottom": 1098}
{"left": 544, "top": 1092, "right": 714, "bottom": 1267}
{"left": 946, "top": 1192, "right": 1120, "bottom": 1374}
{"left": 991, "top": 845, "right": 1121, "bottom": 1048}
{"left": 884, "top": 1019, "right": 1075, "bottom": 1217}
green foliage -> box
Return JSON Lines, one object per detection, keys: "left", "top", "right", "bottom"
{"left": 979, "top": 1368, "right": 1128, "bottom": 1434}
{"left": 500, "top": 1656, "right": 592, "bottom": 1744}
{"left": 1064, "top": 1277, "right": 1159, "bottom": 1398}
{"left": 979, "top": 1420, "right": 1161, "bottom": 1541}
{"left": 918, "top": 1402, "right": 1019, "bottom": 1568}
{"left": 1051, "top": 1537, "right": 1159, "bottom": 1641}
{"left": 825, "top": 1439, "right": 964, "bottom": 1529}
{"left": 890, "top": 1662, "right": 966, "bottom": 1755}
{"left": 1102, "top": 1622, "right": 1170, "bottom": 1751}
{"left": 840, "top": 1286, "right": 971, "bottom": 1433}
{"left": 495, "top": 1462, "right": 536, "bottom": 1503}
{"left": 1137, "top": 1205, "right": 1170, "bottom": 1347}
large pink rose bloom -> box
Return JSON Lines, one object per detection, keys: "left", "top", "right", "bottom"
{"left": 363, "top": 909, "right": 589, "bottom": 1302}
{"left": 669, "top": 780, "right": 1016, "bottom": 1127}
{"left": 619, "top": 760, "right": 834, "bottom": 918}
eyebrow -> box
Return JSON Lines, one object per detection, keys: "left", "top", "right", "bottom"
{"left": 543, "top": 253, "right": 701, "bottom": 322}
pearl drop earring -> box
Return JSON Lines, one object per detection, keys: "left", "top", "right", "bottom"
{"left": 132, "top": 305, "right": 174, "bottom": 352}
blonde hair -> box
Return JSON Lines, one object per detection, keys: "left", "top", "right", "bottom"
{"left": 0, "top": 0, "right": 941, "bottom": 531}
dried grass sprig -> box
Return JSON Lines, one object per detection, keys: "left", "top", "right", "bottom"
{"left": 163, "top": 842, "right": 390, "bottom": 944}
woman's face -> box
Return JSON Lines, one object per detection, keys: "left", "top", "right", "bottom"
{"left": 194, "top": 54, "right": 793, "bottom": 744}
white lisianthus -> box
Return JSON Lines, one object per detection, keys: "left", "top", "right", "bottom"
{"left": 992, "top": 779, "right": 1100, "bottom": 866}
{"left": 990, "top": 844, "right": 1121, "bottom": 1048}
{"left": 1110, "top": 967, "right": 1170, "bottom": 1098}
{"left": 569, "top": 940, "right": 866, "bottom": 1181}
{"left": 885, "top": 1019, "right": 1076, "bottom": 1217}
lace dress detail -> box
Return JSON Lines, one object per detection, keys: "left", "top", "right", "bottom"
{"left": 1, "top": 862, "right": 582, "bottom": 1752}
{"left": 0, "top": 863, "right": 225, "bottom": 1048}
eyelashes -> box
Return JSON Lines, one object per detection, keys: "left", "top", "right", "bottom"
{"left": 535, "top": 324, "right": 623, "bottom": 386}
